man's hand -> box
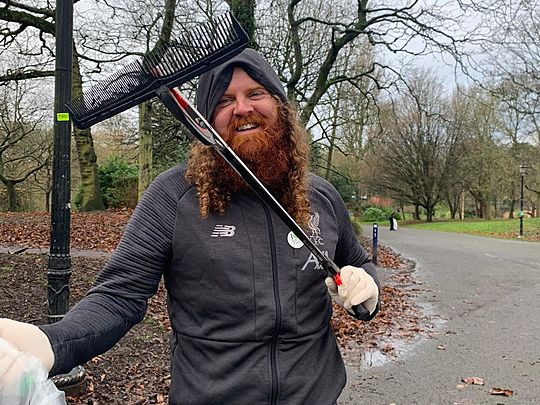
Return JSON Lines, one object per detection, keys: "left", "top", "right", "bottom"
{"left": 325, "top": 265, "right": 379, "bottom": 314}
{"left": 0, "top": 319, "right": 54, "bottom": 372}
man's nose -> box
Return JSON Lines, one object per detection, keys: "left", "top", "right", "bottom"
{"left": 233, "top": 96, "right": 254, "bottom": 116}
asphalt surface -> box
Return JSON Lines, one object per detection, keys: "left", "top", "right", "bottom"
{"left": 338, "top": 226, "right": 540, "bottom": 405}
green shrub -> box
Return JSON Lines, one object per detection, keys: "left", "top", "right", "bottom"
{"left": 98, "top": 156, "right": 138, "bottom": 208}
{"left": 360, "top": 206, "right": 402, "bottom": 222}
{"left": 362, "top": 207, "right": 388, "bottom": 222}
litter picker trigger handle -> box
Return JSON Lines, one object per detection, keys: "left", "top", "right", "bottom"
{"left": 325, "top": 260, "right": 342, "bottom": 286}
{"left": 325, "top": 261, "right": 372, "bottom": 321}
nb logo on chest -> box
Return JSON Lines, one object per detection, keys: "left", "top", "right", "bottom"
{"left": 211, "top": 225, "right": 236, "bottom": 237}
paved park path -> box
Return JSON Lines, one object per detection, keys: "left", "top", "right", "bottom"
{"left": 339, "top": 226, "right": 540, "bottom": 405}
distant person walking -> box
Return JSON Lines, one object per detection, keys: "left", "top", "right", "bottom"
{"left": 389, "top": 210, "right": 398, "bottom": 231}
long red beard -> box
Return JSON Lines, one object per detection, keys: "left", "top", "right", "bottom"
{"left": 214, "top": 112, "right": 291, "bottom": 192}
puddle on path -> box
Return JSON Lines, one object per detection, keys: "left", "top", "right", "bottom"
{"left": 342, "top": 301, "right": 448, "bottom": 370}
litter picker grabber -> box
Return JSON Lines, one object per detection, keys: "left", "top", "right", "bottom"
{"left": 65, "top": 12, "right": 372, "bottom": 321}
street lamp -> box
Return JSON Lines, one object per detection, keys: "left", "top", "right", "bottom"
{"left": 519, "top": 163, "right": 528, "bottom": 238}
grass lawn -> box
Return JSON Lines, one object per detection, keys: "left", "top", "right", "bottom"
{"left": 404, "top": 217, "right": 540, "bottom": 241}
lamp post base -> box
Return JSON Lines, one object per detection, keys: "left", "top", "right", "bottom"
{"left": 52, "top": 366, "right": 87, "bottom": 397}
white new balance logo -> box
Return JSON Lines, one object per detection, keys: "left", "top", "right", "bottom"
{"left": 211, "top": 225, "right": 236, "bottom": 237}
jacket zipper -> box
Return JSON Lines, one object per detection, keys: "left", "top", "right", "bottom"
{"left": 263, "top": 203, "right": 281, "bottom": 405}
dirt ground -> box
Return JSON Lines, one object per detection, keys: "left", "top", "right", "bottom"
{"left": 0, "top": 211, "right": 423, "bottom": 404}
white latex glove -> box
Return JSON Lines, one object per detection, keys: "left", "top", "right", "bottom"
{"left": 0, "top": 319, "right": 54, "bottom": 372}
{"left": 325, "top": 265, "right": 379, "bottom": 314}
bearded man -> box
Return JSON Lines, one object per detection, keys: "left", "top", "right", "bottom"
{"left": 0, "top": 49, "right": 380, "bottom": 405}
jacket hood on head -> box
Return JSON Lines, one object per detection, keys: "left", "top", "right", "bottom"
{"left": 196, "top": 48, "right": 287, "bottom": 121}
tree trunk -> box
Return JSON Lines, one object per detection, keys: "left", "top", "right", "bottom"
{"left": 460, "top": 191, "right": 465, "bottom": 220}
{"left": 414, "top": 204, "right": 420, "bottom": 220}
{"left": 508, "top": 198, "right": 515, "bottom": 218}
{"left": 137, "top": 0, "right": 176, "bottom": 200}
{"left": 72, "top": 57, "right": 104, "bottom": 211}
{"left": 324, "top": 98, "right": 340, "bottom": 181}
{"left": 426, "top": 204, "right": 435, "bottom": 222}
{"left": 474, "top": 199, "right": 481, "bottom": 218}
{"left": 225, "top": 0, "right": 257, "bottom": 48}
{"left": 479, "top": 199, "right": 488, "bottom": 219}
{"left": 138, "top": 101, "right": 153, "bottom": 200}
{"left": 446, "top": 194, "right": 458, "bottom": 219}
{"left": 5, "top": 180, "right": 17, "bottom": 211}
{"left": 45, "top": 189, "right": 51, "bottom": 212}
{"left": 484, "top": 199, "right": 491, "bottom": 219}
{"left": 323, "top": 142, "right": 334, "bottom": 181}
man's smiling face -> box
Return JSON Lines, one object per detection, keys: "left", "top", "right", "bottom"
{"left": 212, "top": 67, "right": 280, "bottom": 159}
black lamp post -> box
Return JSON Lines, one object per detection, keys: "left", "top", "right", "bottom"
{"left": 519, "top": 163, "right": 527, "bottom": 238}
{"left": 48, "top": 0, "right": 86, "bottom": 395}
{"left": 48, "top": 0, "right": 72, "bottom": 327}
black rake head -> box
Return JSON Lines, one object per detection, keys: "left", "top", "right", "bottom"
{"left": 67, "top": 12, "right": 248, "bottom": 129}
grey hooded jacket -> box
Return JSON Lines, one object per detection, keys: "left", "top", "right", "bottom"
{"left": 40, "top": 165, "right": 379, "bottom": 405}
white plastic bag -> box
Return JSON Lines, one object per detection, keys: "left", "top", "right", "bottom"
{"left": 0, "top": 337, "right": 66, "bottom": 405}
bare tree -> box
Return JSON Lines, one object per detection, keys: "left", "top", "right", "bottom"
{"left": 257, "top": 0, "right": 480, "bottom": 127}
{"left": 458, "top": 85, "right": 504, "bottom": 219}
{"left": 369, "top": 70, "right": 463, "bottom": 221}
{"left": 73, "top": 0, "right": 233, "bottom": 197}
{"left": 137, "top": 0, "right": 177, "bottom": 199}
{"left": 0, "top": 81, "right": 51, "bottom": 211}
{"left": 471, "top": 2, "right": 540, "bottom": 105}
{"left": 0, "top": 0, "right": 105, "bottom": 210}
{"left": 440, "top": 88, "right": 470, "bottom": 219}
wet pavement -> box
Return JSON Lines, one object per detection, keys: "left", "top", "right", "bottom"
{"left": 338, "top": 226, "right": 540, "bottom": 405}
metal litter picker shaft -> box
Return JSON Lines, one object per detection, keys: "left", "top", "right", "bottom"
{"left": 156, "top": 86, "right": 371, "bottom": 321}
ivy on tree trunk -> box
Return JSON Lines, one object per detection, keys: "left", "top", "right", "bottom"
{"left": 72, "top": 57, "right": 104, "bottom": 211}
{"left": 138, "top": 101, "right": 153, "bottom": 201}
{"left": 225, "top": 0, "right": 258, "bottom": 49}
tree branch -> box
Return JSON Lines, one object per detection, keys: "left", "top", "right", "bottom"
{"left": 0, "top": 0, "right": 54, "bottom": 19}
{"left": 0, "top": 8, "right": 55, "bottom": 35}
{"left": 0, "top": 69, "right": 54, "bottom": 82}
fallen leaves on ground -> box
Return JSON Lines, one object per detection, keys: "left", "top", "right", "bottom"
{"left": 489, "top": 387, "right": 514, "bottom": 397}
{"left": 462, "top": 377, "right": 485, "bottom": 385}
{"left": 0, "top": 210, "right": 424, "bottom": 404}
{"left": 0, "top": 210, "right": 131, "bottom": 252}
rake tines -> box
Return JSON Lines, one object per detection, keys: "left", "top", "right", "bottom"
{"left": 67, "top": 12, "right": 248, "bottom": 129}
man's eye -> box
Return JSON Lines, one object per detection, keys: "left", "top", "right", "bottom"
{"left": 217, "top": 97, "right": 234, "bottom": 107}
{"left": 249, "top": 90, "right": 267, "bottom": 99}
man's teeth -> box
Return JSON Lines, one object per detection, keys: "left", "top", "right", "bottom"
{"left": 236, "top": 123, "right": 258, "bottom": 131}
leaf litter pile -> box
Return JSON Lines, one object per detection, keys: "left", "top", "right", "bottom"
{"left": 0, "top": 211, "right": 425, "bottom": 404}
